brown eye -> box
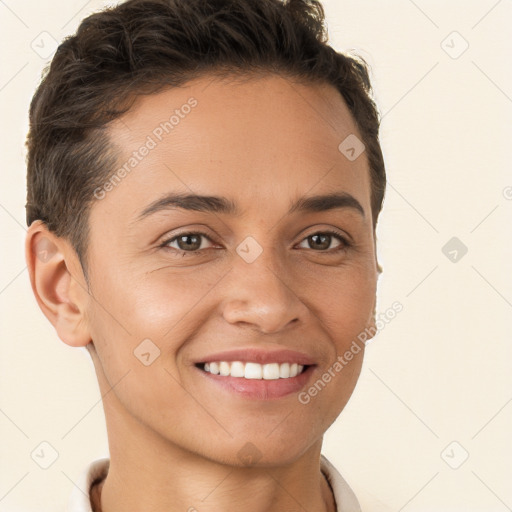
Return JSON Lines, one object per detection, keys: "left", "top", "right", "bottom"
{"left": 161, "top": 231, "right": 214, "bottom": 254}
{"left": 297, "top": 230, "right": 350, "bottom": 252}
{"left": 175, "top": 234, "right": 202, "bottom": 251}
{"left": 308, "top": 234, "right": 332, "bottom": 250}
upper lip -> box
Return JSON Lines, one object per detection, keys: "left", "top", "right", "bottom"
{"left": 193, "top": 348, "right": 316, "bottom": 366}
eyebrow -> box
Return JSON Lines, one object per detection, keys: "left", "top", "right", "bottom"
{"left": 134, "top": 191, "right": 365, "bottom": 222}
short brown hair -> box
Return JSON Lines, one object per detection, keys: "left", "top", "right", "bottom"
{"left": 25, "top": 0, "right": 386, "bottom": 277}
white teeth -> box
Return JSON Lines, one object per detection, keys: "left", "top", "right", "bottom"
{"left": 262, "top": 363, "right": 280, "bottom": 380}
{"left": 244, "top": 362, "right": 262, "bottom": 379}
{"left": 201, "top": 361, "right": 307, "bottom": 379}
{"left": 219, "top": 361, "right": 230, "bottom": 376}
{"left": 230, "top": 361, "right": 245, "bottom": 377}
{"left": 279, "top": 362, "right": 290, "bottom": 378}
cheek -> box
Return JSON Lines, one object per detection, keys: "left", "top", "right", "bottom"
{"left": 294, "top": 262, "right": 374, "bottom": 416}
{"left": 297, "top": 274, "right": 372, "bottom": 426}
{"left": 85, "top": 263, "right": 229, "bottom": 394}
{"left": 92, "top": 261, "right": 220, "bottom": 336}
{"left": 299, "top": 261, "right": 377, "bottom": 346}
{"left": 332, "top": 279, "right": 376, "bottom": 345}
{"left": 85, "top": 271, "right": 196, "bottom": 419}
{"left": 126, "top": 266, "right": 230, "bottom": 345}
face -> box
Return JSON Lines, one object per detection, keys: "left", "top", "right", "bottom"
{"left": 83, "top": 73, "right": 378, "bottom": 465}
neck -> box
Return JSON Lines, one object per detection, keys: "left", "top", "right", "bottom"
{"left": 92, "top": 398, "right": 336, "bottom": 512}
{"left": 94, "top": 461, "right": 336, "bottom": 512}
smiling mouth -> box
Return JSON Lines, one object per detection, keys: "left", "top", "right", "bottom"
{"left": 195, "top": 361, "right": 310, "bottom": 380}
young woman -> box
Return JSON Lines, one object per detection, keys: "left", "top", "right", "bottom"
{"left": 25, "top": 1, "right": 387, "bottom": 510}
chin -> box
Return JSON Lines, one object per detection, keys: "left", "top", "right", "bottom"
{"left": 202, "top": 434, "right": 316, "bottom": 469}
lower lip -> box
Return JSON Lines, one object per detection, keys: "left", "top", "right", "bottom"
{"left": 196, "top": 365, "right": 316, "bottom": 400}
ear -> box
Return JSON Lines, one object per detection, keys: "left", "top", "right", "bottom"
{"left": 374, "top": 230, "right": 383, "bottom": 276}
{"left": 365, "top": 262, "right": 380, "bottom": 343}
{"left": 371, "top": 262, "right": 383, "bottom": 329}
{"left": 360, "top": 232, "right": 381, "bottom": 345}
{"left": 25, "top": 220, "right": 91, "bottom": 347}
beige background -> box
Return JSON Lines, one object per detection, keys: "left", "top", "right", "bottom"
{"left": 1, "top": 0, "right": 511, "bottom": 510}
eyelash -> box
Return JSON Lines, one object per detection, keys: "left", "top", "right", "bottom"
{"left": 158, "top": 229, "right": 352, "bottom": 256}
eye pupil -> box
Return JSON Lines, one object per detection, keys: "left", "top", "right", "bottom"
{"left": 309, "top": 234, "right": 330, "bottom": 250}
{"left": 178, "top": 234, "right": 201, "bottom": 251}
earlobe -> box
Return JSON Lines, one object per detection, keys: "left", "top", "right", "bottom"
{"left": 369, "top": 257, "right": 382, "bottom": 336}
{"left": 25, "top": 221, "right": 91, "bottom": 348}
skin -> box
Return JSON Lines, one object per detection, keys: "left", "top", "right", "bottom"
{"left": 26, "top": 73, "right": 379, "bottom": 512}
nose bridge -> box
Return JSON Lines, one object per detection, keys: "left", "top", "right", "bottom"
{"left": 239, "top": 242, "right": 287, "bottom": 296}
{"left": 221, "top": 235, "right": 305, "bottom": 333}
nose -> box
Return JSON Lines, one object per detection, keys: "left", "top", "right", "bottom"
{"left": 220, "top": 244, "right": 308, "bottom": 334}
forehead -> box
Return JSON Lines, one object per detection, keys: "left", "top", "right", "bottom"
{"left": 98, "top": 73, "right": 371, "bottom": 222}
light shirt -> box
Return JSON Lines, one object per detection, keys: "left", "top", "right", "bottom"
{"left": 66, "top": 454, "right": 362, "bottom": 511}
